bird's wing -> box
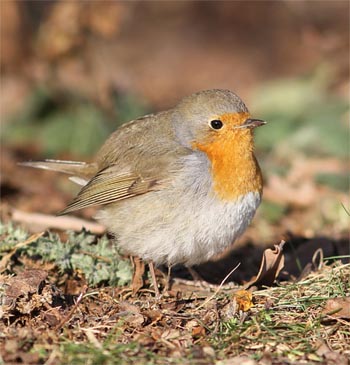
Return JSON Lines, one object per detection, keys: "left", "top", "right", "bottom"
{"left": 58, "top": 165, "right": 159, "bottom": 215}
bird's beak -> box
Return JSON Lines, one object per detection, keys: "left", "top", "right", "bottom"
{"left": 235, "top": 118, "right": 266, "bottom": 129}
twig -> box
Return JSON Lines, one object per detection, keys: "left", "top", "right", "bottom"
{"left": 11, "top": 208, "right": 106, "bottom": 234}
{"left": 312, "top": 248, "right": 324, "bottom": 271}
{"left": 55, "top": 285, "right": 88, "bottom": 330}
{"left": 77, "top": 250, "right": 112, "bottom": 263}
{"left": 341, "top": 202, "right": 350, "bottom": 216}
{"left": 196, "top": 263, "right": 241, "bottom": 310}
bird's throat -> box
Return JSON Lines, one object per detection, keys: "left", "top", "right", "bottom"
{"left": 193, "top": 135, "right": 263, "bottom": 201}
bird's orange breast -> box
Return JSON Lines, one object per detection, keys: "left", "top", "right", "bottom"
{"left": 192, "top": 112, "right": 263, "bottom": 201}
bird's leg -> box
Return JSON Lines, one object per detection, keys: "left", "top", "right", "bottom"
{"left": 186, "top": 266, "right": 205, "bottom": 282}
{"left": 164, "top": 264, "right": 173, "bottom": 292}
{"left": 148, "top": 261, "right": 161, "bottom": 298}
{"left": 184, "top": 265, "right": 213, "bottom": 289}
{"left": 130, "top": 256, "right": 145, "bottom": 295}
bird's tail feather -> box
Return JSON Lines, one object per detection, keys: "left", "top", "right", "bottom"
{"left": 18, "top": 159, "right": 97, "bottom": 180}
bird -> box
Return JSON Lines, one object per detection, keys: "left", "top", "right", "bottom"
{"left": 20, "top": 89, "right": 266, "bottom": 296}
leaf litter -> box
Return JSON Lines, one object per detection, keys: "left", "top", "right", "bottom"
{"left": 0, "top": 222, "right": 349, "bottom": 364}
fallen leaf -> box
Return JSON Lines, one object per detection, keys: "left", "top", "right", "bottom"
{"left": 118, "top": 301, "right": 145, "bottom": 328}
{"left": 245, "top": 241, "right": 285, "bottom": 290}
{"left": 2, "top": 269, "right": 52, "bottom": 316}
{"left": 321, "top": 297, "right": 350, "bottom": 319}
{"left": 5, "top": 269, "right": 48, "bottom": 300}
{"left": 85, "top": 2, "right": 125, "bottom": 38}
{"left": 161, "top": 329, "right": 181, "bottom": 341}
{"left": 233, "top": 290, "right": 254, "bottom": 312}
{"left": 3, "top": 348, "right": 40, "bottom": 365}
{"left": 315, "top": 340, "right": 349, "bottom": 365}
{"left": 191, "top": 325, "right": 206, "bottom": 338}
{"left": 42, "top": 308, "right": 61, "bottom": 327}
{"left": 143, "top": 309, "right": 162, "bottom": 324}
{"left": 4, "top": 339, "right": 18, "bottom": 353}
{"left": 264, "top": 174, "right": 318, "bottom": 207}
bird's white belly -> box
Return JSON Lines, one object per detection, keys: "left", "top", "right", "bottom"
{"left": 156, "top": 191, "right": 261, "bottom": 266}
{"left": 98, "top": 189, "right": 260, "bottom": 266}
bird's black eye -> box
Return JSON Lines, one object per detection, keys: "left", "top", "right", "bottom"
{"left": 209, "top": 119, "right": 223, "bottom": 130}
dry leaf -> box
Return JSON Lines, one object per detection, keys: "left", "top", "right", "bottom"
{"left": 5, "top": 269, "right": 48, "bottom": 300}
{"left": 37, "top": 2, "right": 82, "bottom": 60}
{"left": 264, "top": 174, "right": 318, "bottom": 207}
{"left": 245, "top": 241, "right": 285, "bottom": 290}
{"left": 118, "top": 301, "right": 145, "bottom": 327}
{"left": 161, "top": 329, "right": 181, "bottom": 341}
{"left": 315, "top": 340, "right": 349, "bottom": 365}
{"left": 85, "top": 3, "right": 125, "bottom": 38}
{"left": 143, "top": 309, "right": 163, "bottom": 324}
{"left": 191, "top": 325, "right": 206, "bottom": 338}
{"left": 321, "top": 297, "right": 350, "bottom": 319}
{"left": 159, "top": 329, "right": 193, "bottom": 351}
{"left": 41, "top": 307, "right": 61, "bottom": 327}
{"left": 233, "top": 290, "right": 254, "bottom": 312}
{"left": 3, "top": 269, "right": 51, "bottom": 315}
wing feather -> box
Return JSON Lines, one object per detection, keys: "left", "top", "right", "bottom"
{"left": 59, "top": 166, "right": 158, "bottom": 215}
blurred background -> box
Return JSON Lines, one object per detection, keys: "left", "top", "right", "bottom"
{"left": 1, "top": 1, "right": 349, "bottom": 259}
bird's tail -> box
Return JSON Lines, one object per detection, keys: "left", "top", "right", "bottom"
{"left": 18, "top": 159, "right": 97, "bottom": 186}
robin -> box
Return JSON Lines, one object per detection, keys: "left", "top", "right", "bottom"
{"left": 21, "top": 89, "right": 266, "bottom": 296}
